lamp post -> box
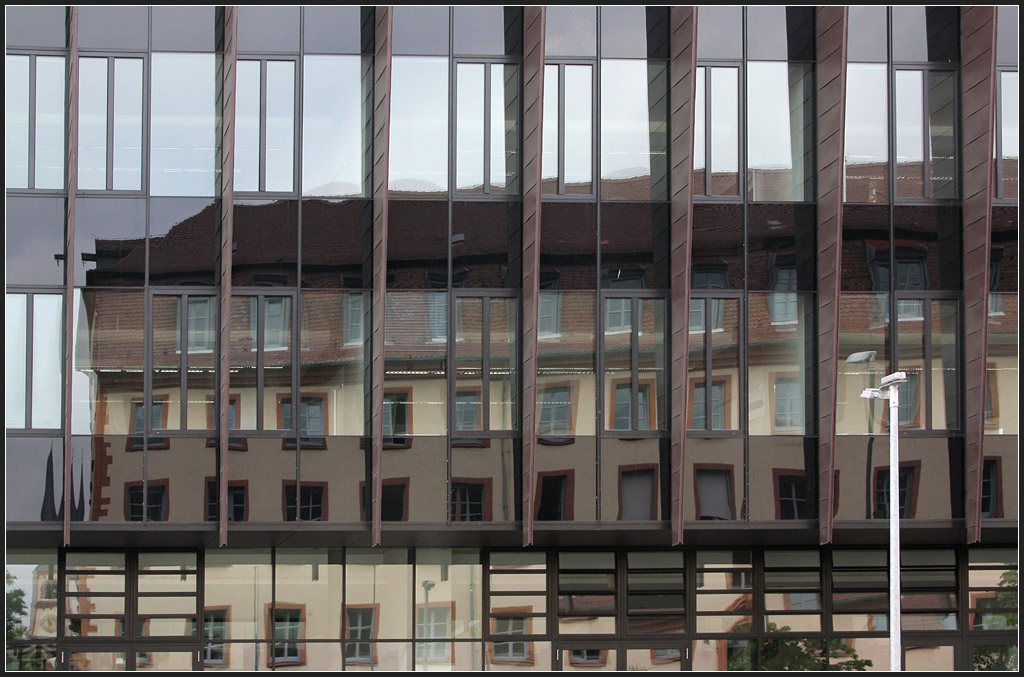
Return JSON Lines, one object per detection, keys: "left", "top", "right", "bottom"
{"left": 859, "top": 371, "right": 907, "bottom": 672}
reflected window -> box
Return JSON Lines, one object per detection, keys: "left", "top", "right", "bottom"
{"left": 382, "top": 392, "right": 410, "bottom": 446}
{"left": 429, "top": 291, "right": 448, "bottom": 342}
{"left": 538, "top": 289, "right": 562, "bottom": 337}
{"left": 980, "top": 460, "right": 999, "bottom": 519}
{"left": 127, "top": 483, "right": 168, "bottom": 521}
{"left": 773, "top": 377, "right": 804, "bottom": 431}
{"left": 691, "top": 269, "right": 728, "bottom": 331}
{"left": 777, "top": 475, "right": 811, "bottom": 519}
{"left": 201, "top": 610, "right": 227, "bottom": 665}
{"left": 874, "top": 466, "right": 915, "bottom": 518}
{"left": 620, "top": 468, "right": 656, "bottom": 520}
{"left": 360, "top": 479, "right": 411, "bottom": 522}
{"left": 451, "top": 482, "right": 486, "bottom": 522}
{"left": 570, "top": 649, "right": 606, "bottom": 666}
{"left": 5, "top": 55, "right": 65, "bottom": 189}
{"left": 538, "top": 387, "right": 572, "bottom": 438}
{"left": 605, "top": 297, "right": 632, "bottom": 332}
{"left": 492, "top": 616, "right": 530, "bottom": 662}
{"left": 281, "top": 396, "right": 326, "bottom": 449}
{"left": 537, "top": 474, "right": 570, "bottom": 521}
{"left": 345, "top": 607, "right": 377, "bottom": 663}
{"left": 285, "top": 484, "right": 325, "bottom": 521}
{"left": 455, "top": 391, "right": 481, "bottom": 431}
{"left": 769, "top": 266, "right": 799, "bottom": 324}
{"left": 182, "top": 297, "right": 215, "bottom": 353}
{"left": 273, "top": 608, "right": 303, "bottom": 665}
{"left": 897, "top": 372, "right": 920, "bottom": 428}
{"left": 691, "top": 381, "right": 726, "bottom": 430}
{"left": 206, "top": 482, "right": 247, "bottom": 522}
{"left": 696, "top": 468, "right": 734, "bottom": 520}
{"left": 416, "top": 606, "right": 451, "bottom": 661}
{"left": 78, "top": 57, "right": 144, "bottom": 191}
{"left": 129, "top": 400, "right": 169, "bottom": 450}
{"left": 344, "top": 293, "right": 364, "bottom": 345}
{"left": 614, "top": 383, "right": 651, "bottom": 431}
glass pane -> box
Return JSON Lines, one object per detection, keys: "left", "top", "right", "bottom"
{"left": 747, "top": 63, "right": 813, "bottom": 201}
{"left": 73, "top": 290, "right": 146, "bottom": 435}
{"left": 710, "top": 67, "right": 739, "bottom": 196}
{"left": 35, "top": 56, "right": 66, "bottom": 189}
{"left": 6, "top": 439, "right": 63, "bottom": 521}
{"left": 31, "top": 294, "right": 63, "bottom": 429}
{"left": 489, "top": 298, "right": 517, "bottom": 430}
{"left": 300, "top": 291, "right": 365, "bottom": 435}
{"left": 303, "top": 7, "right": 362, "bottom": 55}
{"left": 891, "top": 6, "right": 958, "bottom": 63}
{"left": 747, "top": 6, "right": 814, "bottom": 61}
{"left": 5, "top": 55, "right": 30, "bottom": 188}
{"left": 455, "top": 298, "right": 483, "bottom": 431}
{"left": 540, "top": 199, "right": 597, "bottom": 289}
{"left": 694, "top": 67, "right": 705, "bottom": 193}
{"left": 601, "top": 60, "right": 668, "bottom": 201}
{"left": 234, "top": 60, "right": 261, "bottom": 192}
{"left": 837, "top": 294, "right": 890, "bottom": 434}
{"left": 602, "top": 298, "right": 632, "bottom": 432}
{"left": 229, "top": 296, "right": 258, "bottom": 429}
{"left": 389, "top": 57, "right": 448, "bottom": 195}
{"left": 895, "top": 70, "right": 925, "bottom": 199}
{"left": 266, "top": 61, "right": 295, "bottom": 192}
{"left": 152, "top": 7, "right": 216, "bottom": 51}
{"left": 346, "top": 549, "right": 413, "bottom": 639}
{"left": 986, "top": 293, "right": 1018, "bottom": 434}
{"left": 535, "top": 438, "right": 597, "bottom": 521}
{"left": 6, "top": 294, "right": 28, "bottom": 428}
{"left": 748, "top": 294, "right": 810, "bottom": 434}
{"left": 78, "top": 7, "right": 148, "bottom": 50}
{"left": 564, "top": 65, "right": 592, "bottom": 194}
{"left": 927, "top": 71, "right": 957, "bottom": 199}
{"left": 186, "top": 297, "right": 217, "bottom": 431}
{"left": 454, "top": 6, "right": 518, "bottom": 57}
{"left": 78, "top": 57, "right": 108, "bottom": 190}
{"left": 973, "top": 645, "right": 1018, "bottom": 671}
{"left": 848, "top": 6, "right": 888, "bottom": 62}
{"left": 541, "top": 64, "right": 559, "bottom": 193}
{"left": 1001, "top": 72, "right": 1019, "bottom": 199}
{"left": 302, "top": 55, "right": 369, "bottom": 197}
{"left": 393, "top": 6, "right": 449, "bottom": 55}
{"left": 491, "top": 64, "right": 519, "bottom": 194}
{"left": 749, "top": 437, "right": 816, "bottom": 520}
{"left": 67, "top": 653, "right": 127, "bottom": 671}
{"left": 204, "top": 550, "right": 273, "bottom": 640}
{"left": 150, "top": 53, "right": 216, "bottom": 196}
{"left": 685, "top": 438, "right": 744, "bottom": 520}
{"left": 537, "top": 292, "right": 595, "bottom": 437}
{"left": 456, "top": 63, "right": 485, "bottom": 192}
{"left": 545, "top": 6, "right": 596, "bottom": 57}
{"left": 274, "top": 549, "right": 343, "bottom": 640}
{"left": 384, "top": 292, "right": 448, "bottom": 434}
{"left": 639, "top": 299, "right": 666, "bottom": 430}
{"left": 696, "top": 6, "right": 742, "bottom": 59}
{"left": 152, "top": 296, "right": 182, "bottom": 431}
{"left": 601, "top": 7, "right": 669, "bottom": 59}
{"left": 931, "top": 300, "right": 958, "bottom": 430}
{"left": 416, "top": 549, "right": 482, "bottom": 639}
{"left": 237, "top": 7, "right": 299, "bottom": 53}
{"left": 5, "top": 6, "right": 66, "bottom": 49}
{"left": 710, "top": 299, "right": 739, "bottom": 430}
{"left": 112, "top": 59, "right": 143, "bottom": 190}
{"left": 845, "top": 64, "right": 890, "bottom": 203}
{"left": 263, "top": 296, "right": 293, "bottom": 430}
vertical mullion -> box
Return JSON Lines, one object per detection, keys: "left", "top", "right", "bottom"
{"left": 106, "top": 57, "right": 115, "bottom": 190}
{"left": 256, "top": 296, "right": 265, "bottom": 430}
{"left": 631, "top": 297, "right": 639, "bottom": 431}
{"left": 483, "top": 62, "right": 492, "bottom": 194}
{"left": 180, "top": 295, "right": 188, "bottom": 430}
{"left": 259, "top": 60, "right": 268, "bottom": 193}
{"left": 482, "top": 296, "right": 491, "bottom": 432}
{"left": 28, "top": 55, "right": 37, "bottom": 188}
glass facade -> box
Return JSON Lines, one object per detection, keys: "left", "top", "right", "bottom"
{"left": 5, "top": 6, "right": 1018, "bottom": 671}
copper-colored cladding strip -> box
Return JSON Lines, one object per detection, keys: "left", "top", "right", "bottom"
{"left": 520, "top": 6, "right": 546, "bottom": 547}
{"left": 814, "top": 6, "right": 848, "bottom": 546}
{"left": 371, "top": 6, "right": 393, "bottom": 547}
{"left": 218, "top": 6, "right": 239, "bottom": 547}
{"left": 668, "top": 6, "right": 698, "bottom": 546}
{"left": 960, "top": 6, "right": 998, "bottom": 544}
{"left": 63, "top": 6, "right": 79, "bottom": 546}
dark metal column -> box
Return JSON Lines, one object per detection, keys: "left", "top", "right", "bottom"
{"left": 960, "top": 6, "right": 998, "bottom": 544}
{"left": 371, "top": 6, "right": 393, "bottom": 546}
{"left": 668, "top": 6, "right": 698, "bottom": 546}
{"left": 521, "top": 6, "right": 546, "bottom": 546}
{"left": 63, "top": 6, "right": 79, "bottom": 546}
{"left": 814, "top": 6, "right": 848, "bottom": 545}
{"left": 217, "top": 6, "right": 238, "bottom": 547}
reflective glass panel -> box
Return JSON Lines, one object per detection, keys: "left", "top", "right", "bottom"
{"left": 346, "top": 549, "right": 413, "bottom": 639}
{"left": 237, "top": 6, "right": 299, "bottom": 53}
{"left": 112, "top": 58, "right": 143, "bottom": 190}
{"left": 456, "top": 63, "right": 485, "bottom": 192}
{"left": 748, "top": 294, "right": 811, "bottom": 434}
{"left": 35, "top": 56, "right": 66, "bottom": 189}
{"left": 150, "top": 53, "right": 216, "bottom": 196}
{"left": 5, "top": 55, "right": 30, "bottom": 188}
{"left": 537, "top": 292, "right": 596, "bottom": 437}
{"left": 266, "top": 61, "right": 295, "bottom": 192}
{"left": 542, "top": 64, "right": 559, "bottom": 193}
{"left": 6, "top": 440, "right": 63, "bottom": 522}
{"left": 601, "top": 7, "right": 669, "bottom": 59}
{"left": 389, "top": 57, "right": 448, "bottom": 195}
{"left": 393, "top": 6, "right": 449, "bottom": 55}
{"left": 684, "top": 438, "right": 744, "bottom": 520}
{"left": 710, "top": 67, "right": 739, "bottom": 196}
{"left": 78, "top": 57, "right": 108, "bottom": 190}
{"left": 203, "top": 550, "right": 272, "bottom": 640}
{"left": 303, "top": 7, "right": 362, "bottom": 54}
{"left": 747, "top": 63, "right": 813, "bottom": 201}
{"left": 491, "top": 64, "right": 519, "bottom": 194}
{"left": 836, "top": 294, "right": 890, "bottom": 434}
{"left": 545, "top": 6, "right": 596, "bottom": 57}
{"left": 300, "top": 291, "right": 366, "bottom": 435}
{"left": 6, "top": 294, "right": 28, "bottom": 428}
{"left": 845, "top": 64, "right": 889, "bottom": 203}
{"left": 848, "top": 6, "right": 888, "bottom": 62}
{"left": 32, "top": 294, "right": 64, "bottom": 429}
{"left": 302, "top": 55, "right": 369, "bottom": 197}
{"left": 234, "top": 60, "right": 261, "bottom": 193}
{"left": 384, "top": 292, "right": 448, "bottom": 434}
{"left": 696, "top": 6, "right": 742, "bottom": 59}
{"left": 5, "top": 6, "right": 66, "bottom": 49}
{"left": 600, "top": 60, "right": 668, "bottom": 201}
{"left": 78, "top": 6, "right": 148, "bottom": 50}
{"left": 1001, "top": 72, "right": 1019, "bottom": 199}
{"left": 564, "top": 65, "right": 593, "bottom": 194}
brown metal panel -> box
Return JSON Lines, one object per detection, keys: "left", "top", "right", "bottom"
{"left": 815, "top": 6, "right": 848, "bottom": 546}
{"left": 217, "top": 6, "right": 238, "bottom": 548}
{"left": 960, "top": 6, "right": 998, "bottom": 544}
{"left": 63, "top": 6, "right": 78, "bottom": 546}
{"left": 371, "top": 6, "right": 393, "bottom": 547}
{"left": 668, "top": 6, "right": 698, "bottom": 547}
{"left": 521, "top": 6, "right": 545, "bottom": 547}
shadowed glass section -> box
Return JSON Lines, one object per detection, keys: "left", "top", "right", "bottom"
{"left": 535, "top": 437, "right": 596, "bottom": 521}
{"left": 232, "top": 200, "right": 299, "bottom": 287}
{"left": 746, "top": 7, "right": 815, "bottom": 61}
{"left": 891, "top": 6, "right": 959, "bottom": 63}
{"left": 74, "top": 198, "right": 146, "bottom": 286}
{"left": 746, "top": 62, "right": 813, "bottom": 202}
{"left": 600, "top": 203, "right": 669, "bottom": 290}
{"left": 387, "top": 200, "right": 448, "bottom": 288}
{"left": 5, "top": 439, "right": 64, "bottom": 522}
{"left": 148, "top": 198, "right": 218, "bottom": 286}
{"left": 601, "top": 7, "right": 669, "bottom": 59}
{"left": 452, "top": 201, "right": 521, "bottom": 289}
{"left": 540, "top": 203, "right": 597, "bottom": 289}
{"left": 746, "top": 203, "right": 816, "bottom": 291}
{"left": 301, "top": 199, "right": 372, "bottom": 288}
{"left": 454, "top": 7, "right": 523, "bottom": 57}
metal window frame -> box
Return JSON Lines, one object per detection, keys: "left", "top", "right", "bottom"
{"left": 233, "top": 54, "right": 300, "bottom": 197}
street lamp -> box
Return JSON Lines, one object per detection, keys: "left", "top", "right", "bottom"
{"left": 860, "top": 370, "right": 907, "bottom": 672}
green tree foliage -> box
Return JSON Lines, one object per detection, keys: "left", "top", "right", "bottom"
{"left": 6, "top": 569, "right": 28, "bottom": 641}
{"left": 727, "top": 622, "right": 874, "bottom": 671}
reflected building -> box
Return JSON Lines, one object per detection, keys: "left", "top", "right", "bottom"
{"left": 5, "top": 5, "right": 1019, "bottom": 671}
